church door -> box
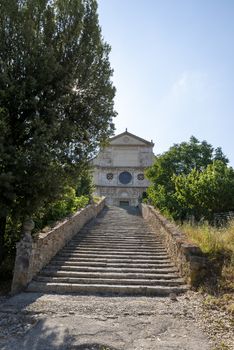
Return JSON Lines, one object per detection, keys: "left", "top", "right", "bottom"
{"left": 119, "top": 200, "right": 130, "bottom": 207}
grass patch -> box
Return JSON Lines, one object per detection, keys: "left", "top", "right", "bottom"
{"left": 181, "top": 221, "right": 234, "bottom": 318}
{"left": 180, "top": 221, "right": 234, "bottom": 256}
{"left": 93, "top": 196, "right": 103, "bottom": 204}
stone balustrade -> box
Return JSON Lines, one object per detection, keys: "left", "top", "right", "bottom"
{"left": 11, "top": 198, "right": 105, "bottom": 294}
{"left": 139, "top": 203, "right": 209, "bottom": 287}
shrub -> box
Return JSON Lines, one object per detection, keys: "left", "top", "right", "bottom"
{"left": 33, "top": 187, "right": 89, "bottom": 231}
{"left": 146, "top": 137, "right": 231, "bottom": 221}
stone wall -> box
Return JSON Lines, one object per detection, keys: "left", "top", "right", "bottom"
{"left": 139, "top": 203, "right": 209, "bottom": 287}
{"left": 11, "top": 198, "right": 106, "bottom": 294}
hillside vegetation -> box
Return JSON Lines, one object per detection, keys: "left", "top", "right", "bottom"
{"left": 146, "top": 137, "right": 234, "bottom": 320}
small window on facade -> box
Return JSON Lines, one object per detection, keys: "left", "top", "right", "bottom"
{"left": 137, "top": 173, "right": 144, "bottom": 181}
{"left": 106, "top": 173, "right": 113, "bottom": 180}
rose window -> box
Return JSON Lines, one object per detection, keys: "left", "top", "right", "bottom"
{"left": 119, "top": 171, "right": 132, "bottom": 184}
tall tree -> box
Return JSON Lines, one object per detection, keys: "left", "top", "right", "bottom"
{"left": 174, "top": 161, "right": 234, "bottom": 221}
{"left": 0, "top": 0, "right": 116, "bottom": 261}
{"left": 146, "top": 137, "right": 228, "bottom": 220}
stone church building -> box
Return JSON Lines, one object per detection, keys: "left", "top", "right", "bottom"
{"left": 92, "top": 130, "right": 154, "bottom": 206}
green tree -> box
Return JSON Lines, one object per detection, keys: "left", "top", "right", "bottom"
{"left": 76, "top": 167, "right": 94, "bottom": 200}
{"left": 174, "top": 161, "right": 234, "bottom": 221}
{"left": 0, "top": 0, "right": 116, "bottom": 261}
{"left": 146, "top": 137, "right": 228, "bottom": 219}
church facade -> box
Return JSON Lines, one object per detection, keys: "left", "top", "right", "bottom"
{"left": 92, "top": 130, "right": 154, "bottom": 206}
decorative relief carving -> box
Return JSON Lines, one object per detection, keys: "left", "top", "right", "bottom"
{"left": 102, "top": 152, "right": 111, "bottom": 159}
{"left": 132, "top": 188, "right": 141, "bottom": 196}
{"left": 100, "top": 152, "right": 112, "bottom": 166}
{"left": 119, "top": 191, "right": 129, "bottom": 198}
{"left": 123, "top": 136, "right": 129, "bottom": 143}
{"left": 100, "top": 187, "right": 117, "bottom": 196}
{"left": 139, "top": 153, "right": 150, "bottom": 166}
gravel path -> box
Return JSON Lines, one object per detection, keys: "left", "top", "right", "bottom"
{"left": 1, "top": 291, "right": 232, "bottom": 350}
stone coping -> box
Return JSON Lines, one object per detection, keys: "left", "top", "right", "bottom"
{"left": 139, "top": 203, "right": 209, "bottom": 287}
{"left": 11, "top": 198, "right": 106, "bottom": 294}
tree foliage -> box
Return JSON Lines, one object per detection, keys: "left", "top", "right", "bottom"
{"left": 33, "top": 187, "right": 90, "bottom": 232}
{"left": 76, "top": 168, "right": 94, "bottom": 199}
{"left": 0, "top": 0, "right": 116, "bottom": 260}
{"left": 174, "top": 161, "right": 234, "bottom": 221}
{"left": 146, "top": 137, "right": 231, "bottom": 221}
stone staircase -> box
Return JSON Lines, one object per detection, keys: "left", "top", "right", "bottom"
{"left": 27, "top": 206, "right": 188, "bottom": 296}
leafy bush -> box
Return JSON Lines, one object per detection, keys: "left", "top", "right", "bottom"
{"left": 33, "top": 187, "right": 89, "bottom": 231}
{"left": 174, "top": 161, "right": 234, "bottom": 221}
{"left": 146, "top": 137, "right": 233, "bottom": 221}
{"left": 76, "top": 169, "right": 94, "bottom": 199}
{"left": 3, "top": 186, "right": 90, "bottom": 257}
{"left": 93, "top": 196, "right": 102, "bottom": 203}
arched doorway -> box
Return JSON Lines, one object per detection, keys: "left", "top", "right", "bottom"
{"left": 118, "top": 191, "right": 130, "bottom": 207}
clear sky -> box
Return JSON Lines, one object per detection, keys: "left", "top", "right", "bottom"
{"left": 98, "top": 0, "right": 234, "bottom": 165}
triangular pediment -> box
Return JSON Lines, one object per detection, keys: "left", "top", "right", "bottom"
{"left": 109, "top": 131, "right": 154, "bottom": 146}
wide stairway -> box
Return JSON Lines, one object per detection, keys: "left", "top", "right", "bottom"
{"left": 27, "top": 206, "right": 188, "bottom": 295}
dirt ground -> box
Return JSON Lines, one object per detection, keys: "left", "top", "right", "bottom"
{"left": 0, "top": 291, "right": 224, "bottom": 350}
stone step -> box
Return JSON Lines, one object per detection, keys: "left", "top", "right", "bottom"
{"left": 93, "top": 226, "right": 144, "bottom": 228}
{"left": 76, "top": 233, "right": 157, "bottom": 237}
{"left": 58, "top": 252, "right": 169, "bottom": 259}
{"left": 80, "top": 227, "right": 155, "bottom": 230}
{"left": 34, "top": 276, "right": 185, "bottom": 286}
{"left": 42, "top": 265, "right": 178, "bottom": 273}
{"left": 78, "top": 235, "right": 158, "bottom": 238}
{"left": 70, "top": 244, "right": 164, "bottom": 248}
{"left": 76, "top": 232, "right": 158, "bottom": 235}
{"left": 39, "top": 270, "right": 181, "bottom": 279}
{"left": 68, "top": 243, "right": 163, "bottom": 247}
{"left": 66, "top": 246, "right": 165, "bottom": 251}
{"left": 61, "top": 250, "right": 167, "bottom": 255}
{"left": 52, "top": 257, "right": 172, "bottom": 263}
{"left": 60, "top": 245, "right": 166, "bottom": 254}
{"left": 27, "top": 205, "right": 187, "bottom": 296}
{"left": 61, "top": 248, "right": 167, "bottom": 253}
{"left": 94, "top": 228, "right": 149, "bottom": 231}
{"left": 68, "top": 240, "right": 163, "bottom": 245}
{"left": 27, "top": 282, "right": 188, "bottom": 296}
{"left": 48, "top": 261, "right": 174, "bottom": 268}
{"left": 72, "top": 238, "right": 161, "bottom": 242}
{"left": 69, "top": 241, "right": 163, "bottom": 245}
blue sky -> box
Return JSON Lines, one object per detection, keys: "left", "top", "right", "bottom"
{"left": 98, "top": 0, "right": 234, "bottom": 165}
